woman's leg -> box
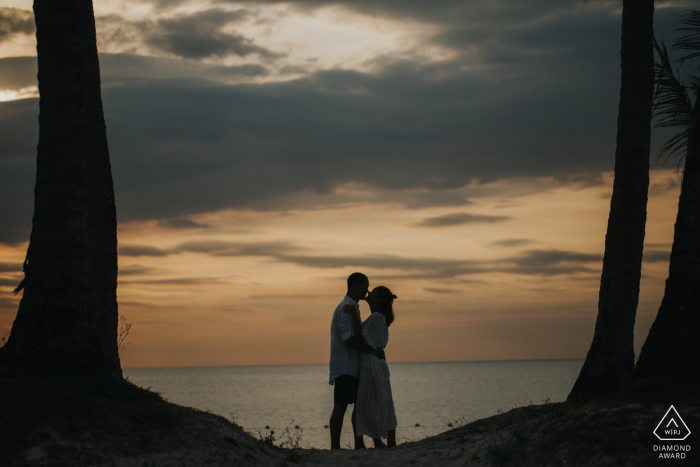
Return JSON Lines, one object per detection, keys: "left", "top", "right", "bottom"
{"left": 352, "top": 406, "right": 366, "bottom": 449}
{"left": 387, "top": 429, "right": 396, "bottom": 447}
{"left": 372, "top": 438, "right": 386, "bottom": 448}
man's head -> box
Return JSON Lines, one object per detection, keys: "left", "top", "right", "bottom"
{"left": 346, "top": 272, "right": 369, "bottom": 302}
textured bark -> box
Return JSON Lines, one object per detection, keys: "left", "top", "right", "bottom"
{"left": 0, "top": 0, "right": 120, "bottom": 375}
{"left": 82, "top": 0, "right": 120, "bottom": 374}
{"left": 568, "top": 0, "right": 654, "bottom": 402}
{"left": 633, "top": 98, "right": 700, "bottom": 391}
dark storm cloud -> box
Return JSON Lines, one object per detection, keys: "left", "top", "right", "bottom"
{"left": 0, "top": 98, "right": 38, "bottom": 244}
{"left": 0, "top": 7, "right": 33, "bottom": 43}
{"left": 93, "top": 56, "right": 614, "bottom": 224}
{"left": 490, "top": 239, "right": 533, "bottom": 248}
{"left": 98, "top": 54, "right": 268, "bottom": 83}
{"left": 0, "top": 4, "right": 691, "bottom": 244}
{"left": 416, "top": 213, "right": 510, "bottom": 227}
{"left": 97, "top": 9, "right": 283, "bottom": 61}
{"left": 0, "top": 55, "right": 269, "bottom": 91}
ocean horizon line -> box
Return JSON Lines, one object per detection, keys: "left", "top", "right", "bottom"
{"left": 123, "top": 357, "right": 585, "bottom": 371}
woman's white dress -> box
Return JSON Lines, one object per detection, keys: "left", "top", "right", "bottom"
{"left": 356, "top": 312, "right": 398, "bottom": 439}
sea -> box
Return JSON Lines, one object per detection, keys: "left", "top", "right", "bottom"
{"left": 123, "top": 359, "right": 584, "bottom": 450}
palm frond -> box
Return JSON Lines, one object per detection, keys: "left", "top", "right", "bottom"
{"left": 652, "top": 38, "right": 694, "bottom": 164}
{"left": 673, "top": 11, "right": 700, "bottom": 68}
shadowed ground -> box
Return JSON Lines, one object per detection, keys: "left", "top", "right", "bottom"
{"left": 1, "top": 376, "right": 697, "bottom": 466}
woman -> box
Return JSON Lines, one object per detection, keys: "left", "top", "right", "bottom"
{"left": 342, "top": 286, "right": 398, "bottom": 448}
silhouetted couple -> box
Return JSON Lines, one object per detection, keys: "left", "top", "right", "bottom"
{"left": 328, "top": 272, "right": 398, "bottom": 449}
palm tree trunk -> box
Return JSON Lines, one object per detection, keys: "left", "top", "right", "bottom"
{"left": 0, "top": 0, "right": 120, "bottom": 375}
{"left": 568, "top": 0, "right": 654, "bottom": 402}
{"left": 633, "top": 98, "right": 700, "bottom": 392}
{"left": 82, "top": 0, "right": 120, "bottom": 374}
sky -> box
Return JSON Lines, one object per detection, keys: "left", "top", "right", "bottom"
{"left": 0, "top": 0, "right": 694, "bottom": 368}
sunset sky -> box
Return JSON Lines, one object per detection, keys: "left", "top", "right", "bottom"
{"left": 0, "top": 0, "right": 693, "bottom": 368}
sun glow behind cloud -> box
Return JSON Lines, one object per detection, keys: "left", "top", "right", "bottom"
{"left": 2, "top": 170, "right": 680, "bottom": 367}
{"left": 0, "top": 84, "right": 36, "bottom": 101}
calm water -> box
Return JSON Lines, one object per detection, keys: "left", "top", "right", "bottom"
{"left": 124, "top": 359, "right": 583, "bottom": 449}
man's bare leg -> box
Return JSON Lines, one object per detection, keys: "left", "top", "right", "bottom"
{"left": 387, "top": 429, "right": 396, "bottom": 447}
{"left": 330, "top": 403, "right": 348, "bottom": 449}
{"left": 352, "top": 406, "right": 366, "bottom": 449}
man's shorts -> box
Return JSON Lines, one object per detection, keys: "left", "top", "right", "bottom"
{"left": 333, "top": 374, "right": 359, "bottom": 404}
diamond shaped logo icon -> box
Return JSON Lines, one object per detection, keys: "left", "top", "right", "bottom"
{"left": 654, "top": 406, "right": 691, "bottom": 441}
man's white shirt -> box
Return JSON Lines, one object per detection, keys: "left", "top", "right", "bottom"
{"left": 329, "top": 295, "right": 362, "bottom": 385}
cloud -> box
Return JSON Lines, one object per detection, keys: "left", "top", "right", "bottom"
{"left": 424, "top": 287, "right": 460, "bottom": 294}
{"left": 0, "top": 297, "right": 19, "bottom": 316}
{"left": 119, "top": 277, "right": 228, "bottom": 286}
{"left": 176, "top": 240, "right": 298, "bottom": 256}
{"left": 490, "top": 238, "right": 532, "bottom": 248}
{"left": 271, "top": 248, "right": 600, "bottom": 278}
{"left": 118, "top": 245, "right": 170, "bottom": 257}
{"left": 0, "top": 277, "right": 20, "bottom": 287}
{"left": 118, "top": 239, "right": 600, "bottom": 278}
{"left": 118, "top": 240, "right": 298, "bottom": 257}
{"left": 157, "top": 217, "right": 209, "bottom": 229}
{"left": 0, "top": 262, "right": 21, "bottom": 273}
{"left": 649, "top": 177, "right": 680, "bottom": 196}
{"left": 0, "top": 7, "right": 34, "bottom": 43}
{"left": 500, "top": 249, "right": 601, "bottom": 276}
{"left": 0, "top": 56, "right": 36, "bottom": 90}
{"left": 97, "top": 9, "right": 284, "bottom": 61}
{"left": 100, "top": 54, "right": 269, "bottom": 83}
{"left": 416, "top": 212, "right": 510, "bottom": 227}
{"left": 0, "top": 4, "right": 690, "bottom": 244}
{"left": 643, "top": 250, "right": 671, "bottom": 263}
{"left": 0, "top": 97, "right": 37, "bottom": 244}
{"left": 119, "top": 265, "right": 157, "bottom": 275}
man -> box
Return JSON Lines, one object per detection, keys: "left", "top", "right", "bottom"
{"left": 329, "top": 272, "right": 385, "bottom": 450}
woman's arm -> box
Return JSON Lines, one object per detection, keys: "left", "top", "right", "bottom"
{"left": 342, "top": 304, "right": 364, "bottom": 342}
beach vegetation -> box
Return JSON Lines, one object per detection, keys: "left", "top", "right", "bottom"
{"left": 257, "top": 428, "right": 277, "bottom": 446}
{"left": 117, "top": 315, "right": 132, "bottom": 360}
{"left": 251, "top": 420, "right": 308, "bottom": 463}
{"left": 633, "top": 9, "right": 700, "bottom": 393}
